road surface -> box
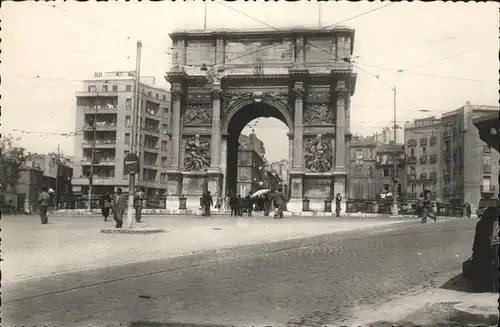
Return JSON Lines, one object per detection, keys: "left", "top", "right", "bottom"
{"left": 4, "top": 217, "right": 475, "bottom": 327}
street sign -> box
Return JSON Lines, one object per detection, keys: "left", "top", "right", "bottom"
{"left": 124, "top": 153, "right": 140, "bottom": 175}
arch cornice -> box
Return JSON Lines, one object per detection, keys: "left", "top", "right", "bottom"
{"left": 222, "top": 92, "right": 294, "bottom": 135}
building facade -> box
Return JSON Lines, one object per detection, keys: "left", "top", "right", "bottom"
{"left": 374, "top": 143, "right": 407, "bottom": 197}
{"left": 166, "top": 27, "right": 357, "bottom": 212}
{"left": 404, "top": 116, "right": 442, "bottom": 201}
{"left": 236, "top": 146, "right": 267, "bottom": 197}
{"left": 268, "top": 159, "right": 290, "bottom": 196}
{"left": 72, "top": 71, "right": 170, "bottom": 198}
{"left": 440, "top": 103, "right": 499, "bottom": 211}
{"left": 348, "top": 135, "right": 378, "bottom": 200}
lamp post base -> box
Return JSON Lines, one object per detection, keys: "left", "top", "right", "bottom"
{"left": 391, "top": 202, "right": 399, "bottom": 216}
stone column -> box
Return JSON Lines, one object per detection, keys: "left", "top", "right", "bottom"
{"left": 170, "top": 87, "right": 182, "bottom": 169}
{"left": 287, "top": 133, "right": 294, "bottom": 172}
{"left": 220, "top": 134, "right": 228, "bottom": 197}
{"left": 209, "top": 85, "right": 222, "bottom": 170}
{"left": 335, "top": 88, "right": 346, "bottom": 173}
{"left": 292, "top": 83, "right": 304, "bottom": 169}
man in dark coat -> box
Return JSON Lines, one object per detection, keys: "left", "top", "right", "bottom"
{"left": 112, "top": 188, "right": 127, "bottom": 228}
{"left": 335, "top": 193, "right": 342, "bottom": 217}
{"left": 100, "top": 191, "right": 112, "bottom": 221}
{"left": 203, "top": 191, "right": 213, "bottom": 217}
{"left": 274, "top": 188, "right": 285, "bottom": 219}
{"left": 37, "top": 186, "right": 51, "bottom": 224}
{"left": 421, "top": 190, "right": 435, "bottom": 223}
{"left": 246, "top": 193, "right": 253, "bottom": 217}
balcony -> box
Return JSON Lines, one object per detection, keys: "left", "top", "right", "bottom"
{"left": 142, "top": 126, "right": 160, "bottom": 135}
{"left": 408, "top": 173, "right": 417, "bottom": 180}
{"left": 419, "top": 138, "right": 428, "bottom": 147}
{"left": 72, "top": 176, "right": 117, "bottom": 186}
{"left": 83, "top": 122, "right": 117, "bottom": 131}
{"left": 419, "top": 156, "right": 428, "bottom": 164}
{"left": 407, "top": 139, "right": 417, "bottom": 147}
{"left": 407, "top": 156, "right": 417, "bottom": 164}
{"left": 76, "top": 91, "right": 119, "bottom": 97}
{"left": 483, "top": 165, "right": 492, "bottom": 174}
{"left": 81, "top": 157, "right": 116, "bottom": 166}
{"left": 82, "top": 139, "right": 117, "bottom": 148}
{"left": 419, "top": 173, "right": 428, "bottom": 179}
{"left": 429, "top": 136, "right": 437, "bottom": 146}
{"left": 429, "top": 172, "right": 437, "bottom": 179}
{"left": 83, "top": 104, "right": 118, "bottom": 114}
{"left": 481, "top": 185, "right": 496, "bottom": 192}
{"left": 143, "top": 145, "right": 160, "bottom": 153}
{"left": 429, "top": 155, "right": 437, "bottom": 164}
{"left": 145, "top": 108, "right": 161, "bottom": 120}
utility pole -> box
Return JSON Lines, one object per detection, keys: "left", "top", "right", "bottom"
{"left": 87, "top": 91, "right": 99, "bottom": 212}
{"left": 204, "top": 1, "right": 207, "bottom": 29}
{"left": 126, "top": 40, "right": 142, "bottom": 229}
{"left": 55, "top": 144, "right": 60, "bottom": 208}
{"left": 392, "top": 86, "right": 399, "bottom": 215}
{"left": 318, "top": 2, "right": 322, "bottom": 28}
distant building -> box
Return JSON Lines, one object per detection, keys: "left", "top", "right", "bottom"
{"left": 239, "top": 133, "right": 266, "bottom": 159}
{"left": 348, "top": 135, "right": 378, "bottom": 200}
{"left": 235, "top": 146, "right": 267, "bottom": 197}
{"left": 404, "top": 102, "right": 500, "bottom": 212}
{"left": 440, "top": 102, "right": 499, "bottom": 210}
{"left": 374, "top": 142, "right": 407, "bottom": 197}
{"left": 268, "top": 159, "right": 290, "bottom": 195}
{"left": 72, "top": 71, "right": 170, "bottom": 201}
{"left": 404, "top": 116, "right": 442, "bottom": 201}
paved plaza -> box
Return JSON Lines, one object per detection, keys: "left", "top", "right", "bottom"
{"left": 3, "top": 214, "right": 410, "bottom": 283}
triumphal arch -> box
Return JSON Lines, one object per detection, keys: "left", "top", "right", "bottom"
{"left": 165, "top": 27, "right": 357, "bottom": 212}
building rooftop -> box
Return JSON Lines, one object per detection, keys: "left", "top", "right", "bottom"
{"left": 171, "top": 26, "right": 354, "bottom": 37}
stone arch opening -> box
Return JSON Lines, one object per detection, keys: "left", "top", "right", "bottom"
{"left": 224, "top": 102, "right": 293, "bottom": 197}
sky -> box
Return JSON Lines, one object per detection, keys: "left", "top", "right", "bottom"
{"left": 2, "top": 1, "right": 498, "bottom": 163}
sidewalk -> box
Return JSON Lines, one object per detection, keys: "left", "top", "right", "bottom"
{"left": 3, "top": 215, "right": 409, "bottom": 283}
{"left": 348, "top": 276, "right": 498, "bottom": 326}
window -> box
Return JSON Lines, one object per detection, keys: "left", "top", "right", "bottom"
{"left": 148, "top": 91, "right": 152, "bottom": 97}
{"left": 112, "top": 85, "right": 118, "bottom": 92}
{"left": 125, "top": 98, "right": 132, "bottom": 110}
{"left": 383, "top": 169, "right": 389, "bottom": 177}
{"left": 160, "top": 173, "right": 167, "bottom": 182}
{"left": 484, "top": 144, "right": 491, "bottom": 153}
{"left": 410, "top": 148, "right": 415, "bottom": 157}
{"left": 483, "top": 155, "right": 491, "bottom": 166}
{"left": 125, "top": 116, "right": 132, "bottom": 127}
{"left": 162, "top": 95, "right": 167, "bottom": 101}
{"left": 161, "top": 157, "right": 167, "bottom": 166}
{"left": 422, "top": 147, "right": 427, "bottom": 155}
{"left": 156, "top": 93, "right": 159, "bottom": 99}
{"left": 88, "top": 85, "right": 96, "bottom": 92}
{"left": 126, "top": 85, "right": 132, "bottom": 92}
{"left": 161, "top": 140, "right": 168, "bottom": 150}
{"left": 162, "top": 124, "right": 167, "bottom": 134}
{"left": 125, "top": 133, "right": 131, "bottom": 145}
{"left": 369, "top": 167, "right": 373, "bottom": 178}
{"left": 163, "top": 108, "right": 169, "bottom": 118}
{"left": 102, "top": 84, "right": 108, "bottom": 92}
{"left": 482, "top": 176, "right": 491, "bottom": 191}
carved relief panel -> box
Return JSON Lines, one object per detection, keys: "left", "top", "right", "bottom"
{"left": 304, "top": 91, "right": 334, "bottom": 125}
{"left": 304, "top": 134, "right": 334, "bottom": 173}
{"left": 183, "top": 104, "right": 212, "bottom": 125}
{"left": 183, "top": 135, "right": 211, "bottom": 172}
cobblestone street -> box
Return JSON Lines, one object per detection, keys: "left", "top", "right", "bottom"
{"left": 3, "top": 216, "right": 476, "bottom": 326}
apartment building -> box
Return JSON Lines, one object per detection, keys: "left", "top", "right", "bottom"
{"left": 268, "top": 159, "right": 290, "bottom": 196}
{"left": 348, "top": 135, "right": 378, "bottom": 200}
{"left": 404, "top": 116, "right": 442, "bottom": 201}
{"left": 441, "top": 102, "right": 499, "bottom": 209}
{"left": 72, "top": 71, "right": 170, "bottom": 198}
{"left": 375, "top": 142, "right": 407, "bottom": 196}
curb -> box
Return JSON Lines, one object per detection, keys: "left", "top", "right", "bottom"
{"left": 100, "top": 228, "right": 166, "bottom": 234}
{"left": 450, "top": 303, "right": 499, "bottom": 325}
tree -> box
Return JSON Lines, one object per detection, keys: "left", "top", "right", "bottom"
{"left": 0, "top": 135, "right": 28, "bottom": 193}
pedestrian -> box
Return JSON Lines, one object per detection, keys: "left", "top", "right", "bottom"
{"left": 246, "top": 193, "right": 253, "bottom": 217}
{"left": 134, "top": 187, "right": 145, "bottom": 223}
{"left": 420, "top": 190, "right": 436, "bottom": 223}
{"left": 203, "top": 191, "right": 213, "bottom": 217}
{"left": 215, "top": 194, "right": 223, "bottom": 213}
{"left": 37, "top": 186, "right": 51, "bottom": 224}
{"left": 100, "top": 191, "right": 112, "bottom": 221}
{"left": 237, "top": 194, "right": 243, "bottom": 216}
{"left": 274, "top": 188, "right": 285, "bottom": 219}
{"left": 112, "top": 187, "right": 127, "bottom": 228}
{"left": 224, "top": 194, "right": 230, "bottom": 213}
{"left": 465, "top": 202, "right": 472, "bottom": 219}
{"left": 335, "top": 193, "right": 342, "bottom": 217}
{"left": 230, "top": 193, "right": 238, "bottom": 217}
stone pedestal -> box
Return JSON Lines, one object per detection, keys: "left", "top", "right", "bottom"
{"left": 207, "top": 170, "right": 223, "bottom": 198}
{"left": 166, "top": 196, "right": 180, "bottom": 211}
{"left": 181, "top": 172, "right": 207, "bottom": 210}
{"left": 287, "top": 198, "right": 303, "bottom": 213}
{"left": 166, "top": 170, "right": 183, "bottom": 196}
{"left": 288, "top": 171, "right": 304, "bottom": 212}
{"left": 303, "top": 173, "right": 334, "bottom": 211}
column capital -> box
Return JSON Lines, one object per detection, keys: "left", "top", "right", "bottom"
{"left": 171, "top": 89, "right": 183, "bottom": 101}
{"left": 293, "top": 86, "right": 305, "bottom": 98}
{"left": 165, "top": 70, "right": 187, "bottom": 84}
{"left": 287, "top": 132, "right": 294, "bottom": 140}
{"left": 210, "top": 88, "right": 223, "bottom": 101}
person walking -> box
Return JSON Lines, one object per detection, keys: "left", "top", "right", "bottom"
{"left": 224, "top": 194, "right": 230, "bottom": 213}
{"left": 237, "top": 194, "right": 243, "bottom": 217}
{"left": 274, "top": 188, "right": 285, "bottom": 219}
{"left": 215, "top": 194, "right": 223, "bottom": 213}
{"left": 246, "top": 193, "right": 253, "bottom": 217}
{"left": 112, "top": 188, "right": 127, "bottom": 228}
{"left": 37, "top": 186, "right": 51, "bottom": 224}
{"left": 335, "top": 193, "right": 342, "bottom": 217}
{"left": 203, "top": 191, "right": 213, "bottom": 217}
{"left": 421, "top": 189, "right": 436, "bottom": 223}
{"left": 230, "top": 193, "right": 238, "bottom": 217}
{"left": 134, "top": 187, "right": 145, "bottom": 223}
{"left": 100, "top": 191, "right": 112, "bottom": 221}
